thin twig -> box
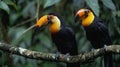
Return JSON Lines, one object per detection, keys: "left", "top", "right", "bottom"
{"left": 36, "top": 0, "right": 40, "bottom": 21}
{"left": 12, "top": 17, "right": 36, "bottom": 28}
{"left": 11, "top": 0, "right": 40, "bottom": 28}
{"left": 12, "top": 24, "right": 36, "bottom": 45}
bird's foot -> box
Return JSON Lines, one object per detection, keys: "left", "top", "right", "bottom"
{"left": 55, "top": 52, "right": 61, "bottom": 60}
{"left": 91, "top": 48, "right": 95, "bottom": 61}
{"left": 104, "top": 45, "right": 107, "bottom": 52}
{"left": 64, "top": 53, "right": 70, "bottom": 60}
{"left": 91, "top": 48, "right": 95, "bottom": 54}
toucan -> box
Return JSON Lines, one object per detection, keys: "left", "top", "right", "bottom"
{"left": 75, "top": 9, "right": 113, "bottom": 67}
{"left": 35, "top": 13, "right": 80, "bottom": 67}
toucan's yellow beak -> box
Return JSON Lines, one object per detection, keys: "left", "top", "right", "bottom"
{"left": 35, "top": 15, "right": 48, "bottom": 27}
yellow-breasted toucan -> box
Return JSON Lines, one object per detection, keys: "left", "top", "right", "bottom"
{"left": 75, "top": 9, "right": 113, "bottom": 67}
{"left": 35, "top": 13, "right": 80, "bottom": 67}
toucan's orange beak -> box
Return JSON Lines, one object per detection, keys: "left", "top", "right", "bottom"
{"left": 75, "top": 9, "right": 90, "bottom": 23}
{"left": 35, "top": 15, "right": 49, "bottom": 27}
{"left": 75, "top": 14, "right": 79, "bottom": 22}
{"left": 77, "top": 10, "right": 85, "bottom": 18}
{"left": 75, "top": 9, "right": 86, "bottom": 21}
{"left": 75, "top": 10, "right": 84, "bottom": 22}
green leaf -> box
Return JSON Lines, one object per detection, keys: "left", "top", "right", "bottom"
{"left": 101, "top": 0, "right": 116, "bottom": 11}
{"left": 3, "top": 0, "right": 18, "bottom": 11}
{"left": 0, "top": 1, "right": 10, "bottom": 14}
{"left": 117, "top": 11, "right": 120, "bottom": 17}
{"left": 73, "top": 0, "right": 85, "bottom": 10}
{"left": 3, "top": 0, "right": 14, "bottom": 5}
{"left": 9, "top": 13, "right": 21, "bottom": 25}
{"left": 44, "top": 0, "right": 61, "bottom": 8}
{"left": 22, "top": 1, "right": 36, "bottom": 18}
{"left": 43, "top": 62, "right": 57, "bottom": 67}
{"left": 9, "top": 27, "right": 32, "bottom": 46}
{"left": 85, "top": 0, "right": 100, "bottom": 16}
{"left": 39, "top": 33, "right": 52, "bottom": 48}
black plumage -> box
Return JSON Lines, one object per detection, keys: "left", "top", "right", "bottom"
{"left": 84, "top": 17, "right": 113, "bottom": 67}
{"left": 84, "top": 17, "right": 112, "bottom": 48}
{"left": 51, "top": 26, "right": 78, "bottom": 55}
{"left": 75, "top": 8, "right": 114, "bottom": 67}
{"left": 49, "top": 13, "right": 80, "bottom": 67}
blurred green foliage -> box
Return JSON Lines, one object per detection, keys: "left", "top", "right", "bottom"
{"left": 0, "top": 0, "right": 120, "bottom": 67}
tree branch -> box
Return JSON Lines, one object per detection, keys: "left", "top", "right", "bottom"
{"left": 0, "top": 42, "right": 120, "bottom": 63}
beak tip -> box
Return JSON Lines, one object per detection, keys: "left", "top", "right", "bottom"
{"left": 34, "top": 26, "right": 41, "bottom": 32}
{"left": 74, "top": 15, "right": 79, "bottom": 23}
{"left": 34, "top": 25, "right": 39, "bottom": 29}
{"left": 74, "top": 18, "right": 77, "bottom": 23}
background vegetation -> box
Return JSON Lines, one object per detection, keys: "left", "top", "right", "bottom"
{"left": 0, "top": 0, "right": 120, "bottom": 67}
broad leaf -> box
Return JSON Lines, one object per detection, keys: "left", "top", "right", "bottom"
{"left": 85, "top": 0, "right": 100, "bottom": 16}
{"left": 101, "top": 0, "right": 116, "bottom": 11}
{"left": 22, "top": 1, "right": 36, "bottom": 18}
{"left": 44, "top": 0, "right": 61, "bottom": 8}
{"left": 0, "top": 1, "right": 10, "bottom": 14}
{"left": 3, "top": 0, "right": 18, "bottom": 11}
{"left": 73, "top": 0, "right": 85, "bottom": 10}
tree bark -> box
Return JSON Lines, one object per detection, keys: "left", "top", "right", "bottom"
{"left": 0, "top": 10, "right": 14, "bottom": 67}
{"left": 0, "top": 42, "right": 120, "bottom": 64}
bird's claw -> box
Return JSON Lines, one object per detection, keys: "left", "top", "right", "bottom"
{"left": 104, "top": 45, "right": 107, "bottom": 52}
{"left": 55, "top": 52, "right": 61, "bottom": 60}
{"left": 64, "top": 53, "right": 70, "bottom": 60}
{"left": 91, "top": 48, "right": 95, "bottom": 60}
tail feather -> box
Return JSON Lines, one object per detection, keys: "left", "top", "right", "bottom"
{"left": 104, "top": 53, "right": 113, "bottom": 67}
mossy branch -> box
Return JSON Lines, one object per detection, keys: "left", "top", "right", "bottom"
{"left": 0, "top": 42, "right": 120, "bottom": 63}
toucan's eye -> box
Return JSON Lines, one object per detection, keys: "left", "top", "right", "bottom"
{"left": 84, "top": 11, "right": 88, "bottom": 17}
{"left": 47, "top": 15, "right": 54, "bottom": 20}
{"left": 85, "top": 11, "right": 88, "bottom": 14}
{"left": 85, "top": 10, "right": 90, "bottom": 14}
{"left": 47, "top": 15, "right": 54, "bottom": 24}
{"left": 87, "top": 10, "right": 90, "bottom": 13}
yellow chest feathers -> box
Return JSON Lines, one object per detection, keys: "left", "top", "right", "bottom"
{"left": 50, "top": 17, "right": 61, "bottom": 33}
{"left": 82, "top": 12, "right": 95, "bottom": 27}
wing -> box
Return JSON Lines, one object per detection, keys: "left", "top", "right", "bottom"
{"left": 97, "top": 21, "right": 112, "bottom": 45}
{"left": 51, "top": 26, "right": 78, "bottom": 55}
{"left": 85, "top": 17, "right": 112, "bottom": 48}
